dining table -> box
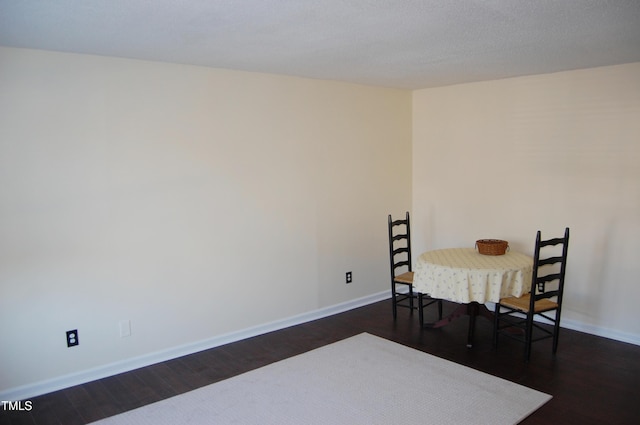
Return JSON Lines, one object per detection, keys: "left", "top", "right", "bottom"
{"left": 413, "top": 247, "right": 533, "bottom": 347}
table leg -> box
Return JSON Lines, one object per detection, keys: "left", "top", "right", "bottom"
{"left": 467, "top": 303, "right": 478, "bottom": 348}
{"left": 422, "top": 303, "right": 468, "bottom": 329}
{"left": 423, "top": 302, "right": 495, "bottom": 348}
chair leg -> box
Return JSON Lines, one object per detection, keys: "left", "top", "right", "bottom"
{"left": 552, "top": 313, "right": 561, "bottom": 354}
{"left": 492, "top": 303, "right": 500, "bottom": 349}
{"left": 552, "top": 330, "right": 560, "bottom": 354}
{"left": 409, "top": 285, "right": 414, "bottom": 311}
{"left": 391, "top": 284, "right": 398, "bottom": 320}
{"left": 524, "top": 313, "right": 534, "bottom": 362}
{"left": 418, "top": 293, "right": 424, "bottom": 328}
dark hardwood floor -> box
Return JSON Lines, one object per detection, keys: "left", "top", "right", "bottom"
{"left": 2, "top": 299, "right": 639, "bottom": 424}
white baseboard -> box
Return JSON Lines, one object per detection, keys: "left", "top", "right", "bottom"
{"left": 1, "top": 290, "right": 391, "bottom": 402}
{"left": 560, "top": 318, "right": 640, "bottom": 346}
{"left": 4, "top": 292, "right": 639, "bottom": 401}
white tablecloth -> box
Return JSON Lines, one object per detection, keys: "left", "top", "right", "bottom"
{"left": 413, "top": 248, "right": 533, "bottom": 304}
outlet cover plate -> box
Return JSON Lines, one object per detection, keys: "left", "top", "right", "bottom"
{"left": 66, "top": 329, "right": 79, "bottom": 347}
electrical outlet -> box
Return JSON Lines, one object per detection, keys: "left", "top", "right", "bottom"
{"left": 346, "top": 271, "right": 352, "bottom": 284}
{"left": 66, "top": 329, "right": 79, "bottom": 347}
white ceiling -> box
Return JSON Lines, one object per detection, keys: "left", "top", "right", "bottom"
{"left": 1, "top": 0, "right": 639, "bottom": 89}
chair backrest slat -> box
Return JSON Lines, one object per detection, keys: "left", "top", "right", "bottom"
{"left": 539, "top": 237, "right": 565, "bottom": 247}
{"left": 534, "top": 289, "right": 559, "bottom": 301}
{"left": 390, "top": 219, "right": 407, "bottom": 227}
{"left": 392, "top": 234, "right": 408, "bottom": 243}
{"left": 392, "top": 246, "right": 409, "bottom": 256}
{"left": 538, "top": 256, "right": 564, "bottom": 267}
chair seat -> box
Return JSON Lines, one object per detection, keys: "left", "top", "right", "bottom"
{"left": 499, "top": 293, "right": 558, "bottom": 313}
{"left": 394, "top": 271, "right": 414, "bottom": 285}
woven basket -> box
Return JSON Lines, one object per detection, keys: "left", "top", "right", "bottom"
{"left": 475, "top": 239, "right": 509, "bottom": 255}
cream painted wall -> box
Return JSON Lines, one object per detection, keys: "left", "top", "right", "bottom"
{"left": 412, "top": 63, "right": 640, "bottom": 343}
{"left": 0, "top": 47, "right": 412, "bottom": 394}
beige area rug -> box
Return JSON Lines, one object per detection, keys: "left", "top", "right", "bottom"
{"left": 91, "top": 333, "right": 551, "bottom": 424}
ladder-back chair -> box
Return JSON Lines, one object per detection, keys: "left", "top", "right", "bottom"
{"left": 493, "top": 227, "right": 570, "bottom": 361}
{"left": 388, "top": 212, "right": 441, "bottom": 320}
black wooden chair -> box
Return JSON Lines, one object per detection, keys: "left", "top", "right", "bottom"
{"left": 388, "top": 212, "right": 441, "bottom": 320}
{"left": 493, "top": 227, "right": 570, "bottom": 361}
